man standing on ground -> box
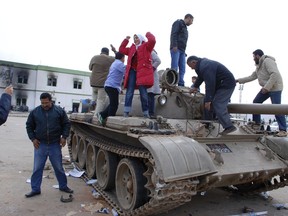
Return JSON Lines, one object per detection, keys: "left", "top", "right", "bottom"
{"left": 236, "top": 49, "right": 287, "bottom": 137}
{"left": 187, "top": 55, "right": 236, "bottom": 135}
{"left": 25, "top": 92, "right": 73, "bottom": 197}
{"left": 170, "top": 13, "right": 194, "bottom": 86}
{"left": 89, "top": 47, "right": 115, "bottom": 114}
{"left": 0, "top": 85, "right": 13, "bottom": 125}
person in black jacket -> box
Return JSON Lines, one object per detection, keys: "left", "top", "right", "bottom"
{"left": 25, "top": 92, "right": 73, "bottom": 198}
{"left": 187, "top": 56, "right": 236, "bottom": 135}
{"left": 0, "top": 85, "right": 13, "bottom": 126}
{"left": 170, "top": 13, "right": 194, "bottom": 86}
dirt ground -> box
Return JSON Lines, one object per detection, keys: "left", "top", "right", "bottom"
{"left": 1, "top": 114, "right": 288, "bottom": 216}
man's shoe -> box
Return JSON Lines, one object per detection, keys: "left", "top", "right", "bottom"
{"left": 59, "top": 187, "right": 74, "bottom": 194}
{"left": 275, "top": 131, "right": 287, "bottom": 137}
{"left": 220, "top": 126, "right": 237, "bottom": 135}
{"left": 25, "top": 191, "right": 41, "bottom": 198}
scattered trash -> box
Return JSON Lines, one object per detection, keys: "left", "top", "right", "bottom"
{"left": 272, "top": 203, "right": 288, "bottom": 210}
{"left": 43, "top": 174, "right": 54, "bottom": 179}
{"left": 243, "top": 206, "right": 254, "bottom": 213}
{"left": 44, "top": 164, "right": 51, "bottom": 170}
{"left": 60, "top": 194, "right": 74, "bottom": 203}
{"left": 65, "top": 211, "right": 78, "bottom": 216}
{"left": 81, "top": 202, "right": 104, "bottom": 213}
{"left": 87, "top": 179, "right": 97, "bottom": 185}
{"left": 92, "top": 189, "right": 101, "bottom": 199}
{"left": 68, "top": 168, "right": 85, "bottom": 178}
{"left": 112, "top": 208, "right": 118, "bottom": 216}
{"left": 26, "top": 178, "right": 31, "bottom": 183}
{"left": 229, "top": 211, "right": 268, "bottom": 216}
{"left": 96, "top": 207, "right": 109, "bottom": 214}
{"left": 259, "top": 191, "right": 273, "bottom": 201}
{"left": 200, "top": 191, "right": 206, "bottom": 196}
{"left": 53, "top": 184, "right": 59, "bottom": 189}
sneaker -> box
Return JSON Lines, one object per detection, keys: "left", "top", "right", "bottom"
{"left": 96, "top": 113, "right": 104, "bottom": 125}
{"left": 219, "top": 125, "right": 237, "bottom": 135}
{"left": 275, "top": 131, "right": 287, "bottom": 137}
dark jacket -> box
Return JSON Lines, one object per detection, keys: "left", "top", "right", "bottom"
{"left": 194, "top": 58, "right": 236, "bottom": 102}
{"left": 0, "top": 93, "right": 11, "bottom": 126}
{"left": 26, "top": 104, "right": 71, "bottom": 144}
{"left": 170, "top": 19, "right": 189, "bottom": 52}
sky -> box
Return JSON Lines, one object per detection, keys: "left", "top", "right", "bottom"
{"left": 1, "top": 0, "right": 288, "bottom": 106}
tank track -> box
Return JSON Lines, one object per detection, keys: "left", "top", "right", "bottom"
{"left": 68, "top": 124, "right": 199, "bottom": 216}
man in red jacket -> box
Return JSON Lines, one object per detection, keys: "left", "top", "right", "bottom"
{"left": 119, "top": 32, "right": 156, "bottom": 118}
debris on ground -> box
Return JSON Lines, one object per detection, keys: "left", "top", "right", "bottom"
{"left": 68, "top": 168, "right": 85, "bottom": 178}
{"left": 86, "top": 179, "right": 97, "bottom": 185}
{"left": 96, "top": 207, "right": 109, "bottom": 214}
{"left": 272, "top": 203, "right": 288, "bottom": 210}
{"left": 60, "top": 194, "right": 74, "bottom": 203}
{"left": 259, "top": 191, "right": 273, "bottom": 201}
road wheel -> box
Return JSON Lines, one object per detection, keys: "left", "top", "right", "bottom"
{"left": 116, "top": 158, "right": 147, "bottom": 211}
{"left": 86, "top": 143, "right": 98, "bottom": 179}
{"left": 96, "top": 149, "right": 117, "bottom": 190}
{"left": 77, "top": 138, "right": 87, "bottom": 169}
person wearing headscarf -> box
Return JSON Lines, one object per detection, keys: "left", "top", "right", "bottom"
{"left": 119, "top": 32, "right": 156, "bottom": 118}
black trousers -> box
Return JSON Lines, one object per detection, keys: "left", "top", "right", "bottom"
{"left": 100, "top": 86, "right": 119, "bottom": 119}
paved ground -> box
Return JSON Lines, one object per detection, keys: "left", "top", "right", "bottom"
{"left": 1, "top": 114, "right": 288, "bottom": 216}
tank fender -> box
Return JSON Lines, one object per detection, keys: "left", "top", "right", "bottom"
{"left": 266, "top": 137, "right": 288, "bottom": 160}
{"left": 139, "top": 136, "right": 217, "bottom": 183}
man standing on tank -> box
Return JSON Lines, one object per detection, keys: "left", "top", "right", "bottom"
{"left": 25, "top": 92, "right": 73, "bottom": 197}
{"left": 170, "top": 13, "right": 194, "bottom": 86}
{"left": 89, "top": 47, "right": 115, "bottom": 114}
{"left": 236, "top": 49, "right": 287, "bottom": 137}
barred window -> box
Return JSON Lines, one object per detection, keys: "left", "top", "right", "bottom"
{"left": 47, "top": 76, "right": 57, "bottom": 86}
{"left": 73, "top": 79, "right": 82, "bottom": 89}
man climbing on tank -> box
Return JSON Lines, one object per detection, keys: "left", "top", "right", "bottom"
{"left": 187, "top": 55, "right": 236, "bottom": 135}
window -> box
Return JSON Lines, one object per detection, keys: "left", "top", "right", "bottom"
{"left": 73, "top": 79, "right": 82, "bottom": 89}
{"left": 17, "top": 75, "right": 28, "bottom": 84}
{"left": 16, "top": 98, "right": 27, "bottom": 106}
{"left": 47, "top": 76, "right": 57, "bottom": 86}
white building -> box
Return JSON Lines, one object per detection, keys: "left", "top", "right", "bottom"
{"left": 0, "top": 60, "right": 92, "bottom": 112}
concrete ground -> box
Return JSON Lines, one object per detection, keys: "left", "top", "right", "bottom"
{"left": 1, "top": 114, "right": 288, "bottom": 216}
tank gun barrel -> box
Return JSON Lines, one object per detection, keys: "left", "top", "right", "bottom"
{"left": 228, "top": 103, "right": 288, "bottom": 115}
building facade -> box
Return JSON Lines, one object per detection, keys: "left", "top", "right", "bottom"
{"left": 0, "top": 60, "right": 92, "bottom": 112}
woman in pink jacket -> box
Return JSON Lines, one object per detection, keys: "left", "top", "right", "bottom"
{"left": 119, "top": 32, "right": 156, "bottom": 118}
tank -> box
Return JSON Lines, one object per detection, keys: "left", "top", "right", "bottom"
{"left": 68, "top": 68, "right": 288, "bottom": 216}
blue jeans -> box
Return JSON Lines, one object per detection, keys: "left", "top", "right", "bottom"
{"left": 124, "top": 69, "right": 149, "bottom": 115}
{"left": 212, "top": 87, "right": 235, "bottom": 129}
{"left": 253, "top": 90, "right": 287, "bottom": 131}
{"left": 170, "top": 49, "right": 186, "bottom": 86}
{"left": 30, "top": 142, "right": 67, "bottom": 192}
{"left": 148, "top": 93, "right": 155, "bottom": 116}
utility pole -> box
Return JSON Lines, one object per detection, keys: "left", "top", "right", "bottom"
{"left": 238, "top": 84, "right": 244, "bottom": 119}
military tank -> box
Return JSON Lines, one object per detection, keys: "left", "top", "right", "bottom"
{"left": 68, "top": 69, "right": 288, "bottom": 216}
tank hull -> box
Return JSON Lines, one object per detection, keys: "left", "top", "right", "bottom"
{"left": 68, "top": 69, "right": 288, "bottom": 215}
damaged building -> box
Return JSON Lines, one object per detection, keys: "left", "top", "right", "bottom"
{"left": 0, "top": 60, "right": 92, "bottom": 112}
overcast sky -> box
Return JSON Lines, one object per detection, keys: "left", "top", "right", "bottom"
{"left": 1, "top": 0, "right": 287, "bottom": 105}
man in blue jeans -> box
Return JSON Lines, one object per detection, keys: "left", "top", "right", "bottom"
{"left": 170, "top": 13, "right": 194, "bottom": 86}
{"left": 236, "top": 49, "right": 287, "bottom": 137}
{"left": 25, "top": 92, "right": 72, "bottom": 197}
{"left": 187, "top": 55, "right": 236, "bottom": 135}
